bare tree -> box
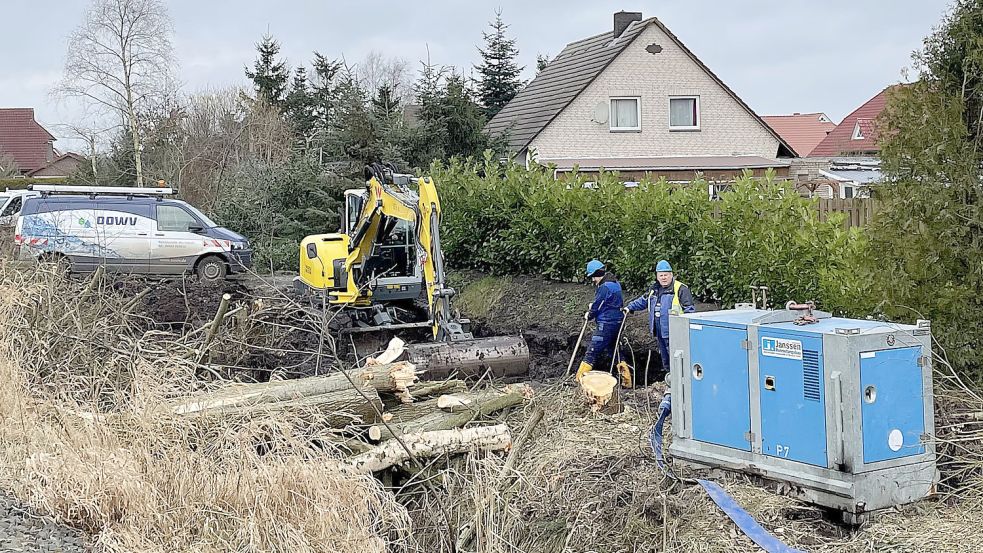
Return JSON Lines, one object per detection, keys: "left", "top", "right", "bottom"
{"left": 355, "top": 51, "right": 413, "bottom": 104}
{"left": 54, "top": 0, "right": 175, "bottom": 186}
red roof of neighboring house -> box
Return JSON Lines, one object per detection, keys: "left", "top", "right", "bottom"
{"left": 809, "top": 87, "right": 895, "bottom": 157}
{"left": 0, "top": 108, "right": 56, "bottom": 174}
{"left": 762, "top": 113, "right": 836, "bottom": 157}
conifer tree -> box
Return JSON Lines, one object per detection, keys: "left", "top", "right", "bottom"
{"left": 474, "top": 10, "right": 523, "bottom": 119}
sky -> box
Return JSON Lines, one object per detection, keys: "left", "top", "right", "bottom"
{"left": 0, "top": 0, "right": 952, "bottom": 152}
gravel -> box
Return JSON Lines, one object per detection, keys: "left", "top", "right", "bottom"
{"left": 0, "top": 494, "right": 88, "bottom": 552}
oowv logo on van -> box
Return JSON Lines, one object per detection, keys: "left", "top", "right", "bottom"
{"left": 761, "top": 337, "right": 803, "bottom": 360}
{"left": 97, "top": 216, "right": 137, "bottom": 225}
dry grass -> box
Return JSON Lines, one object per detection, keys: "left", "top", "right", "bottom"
{"left": 405, "top": 379, "right": 983, "bottom": 553}
{"left": 0, "top": 261, "right": 416, "bottom": 552}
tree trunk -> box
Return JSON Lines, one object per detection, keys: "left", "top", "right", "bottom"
{"left": 183, "top": 386, "right": 384, "bottom": 427}
{"left": 349, "top": 424, "right": 512, "bottom": 473}
{"left": 168, "top": 361, "right": 419, "bottom": 415}
{"left": 369, "top": 391, "right": 523, "bottom": 442}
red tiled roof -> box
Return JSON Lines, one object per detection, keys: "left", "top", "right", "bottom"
{"left": 0, "top": 108, "right": 55, "bottom": 174}
{"left": 809, "top": 88, "right": 896, "bottom": 157}
{"left": 762, "top": 113, "right": 837, "bottom": 157}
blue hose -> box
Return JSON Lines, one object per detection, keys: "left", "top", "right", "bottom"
{"left": 649, "top": 393, "right": 804, "bottom": 553}
{"left": 697, "top": 480, "right": 805, "bottom": 553}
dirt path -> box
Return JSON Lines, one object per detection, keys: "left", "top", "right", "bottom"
{"left": 0, "top": 493, "right": 88, "bottom": 552}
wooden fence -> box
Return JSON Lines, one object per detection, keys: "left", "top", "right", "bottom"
{"left": 816, "top": 198, "right": 876, "bottom": 228}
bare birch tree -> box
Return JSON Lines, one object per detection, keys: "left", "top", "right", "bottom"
{"left": 55, "top": 0, "right": 175, "bottom": 186}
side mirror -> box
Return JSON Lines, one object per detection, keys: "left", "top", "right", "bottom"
{"left": 188, "top": 225, "right": 204, "bottom": 233}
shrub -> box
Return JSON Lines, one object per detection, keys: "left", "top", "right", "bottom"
{"left": 433, "top": 154, "right": 861, "bottom": 311}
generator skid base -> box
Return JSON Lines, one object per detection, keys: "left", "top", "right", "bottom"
{"left": 668, "top": 306, "right": 937, "bottom": 524}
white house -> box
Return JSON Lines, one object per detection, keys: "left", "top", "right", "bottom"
{"left": 485, "top": 12, "right": 796, "bottom": 181}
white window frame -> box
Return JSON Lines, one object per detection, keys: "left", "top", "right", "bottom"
{"left": 609, "top": 97, "right": 641, "bottom": 132}
{"left": 669, "top": 95, "right": 701, "bottom": 131}
{"left": 851, "top": 121, "right": 864, "bottom": 140}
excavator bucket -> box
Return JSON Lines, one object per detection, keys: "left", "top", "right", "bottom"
{"left": 403, "top": 335, "right": 530, "bottom": 380}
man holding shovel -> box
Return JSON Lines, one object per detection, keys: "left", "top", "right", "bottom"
{"left": 574, "top": 259, "right": 633, "bottom": 388}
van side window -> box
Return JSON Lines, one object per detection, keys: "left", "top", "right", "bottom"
{"left": 2, "top": 197, "right": 23, "bottom": 217}
{"left": 157, "top": 205, "right": 199, "bottom": 232}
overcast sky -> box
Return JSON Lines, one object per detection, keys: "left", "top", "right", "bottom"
{"left": 0, "top": 0, "right": 952, "bottom": 151}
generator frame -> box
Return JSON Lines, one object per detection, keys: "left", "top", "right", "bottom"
{"left": 668, "top": 307, "right": 937, "bottom": 524}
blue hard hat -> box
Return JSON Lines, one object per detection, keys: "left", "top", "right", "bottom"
{"left": 586, "top": 259, "right": 605, "bottom": 276}
{"left": 656, "top": 259, "right": 673, "bottom": 272}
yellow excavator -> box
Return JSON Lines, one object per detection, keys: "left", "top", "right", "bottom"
{"left": 294, "top": 163, "right": 529, "bottom": 379}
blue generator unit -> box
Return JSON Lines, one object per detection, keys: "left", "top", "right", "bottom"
{"left": 667, "top": 305, "right": 937, "bottom": 523}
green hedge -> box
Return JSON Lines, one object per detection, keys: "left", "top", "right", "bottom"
{"left": 433, "top": 155, "right": 866, "bottom": 311}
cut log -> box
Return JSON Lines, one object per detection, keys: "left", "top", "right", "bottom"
{"left": 168, "top": 361, "right": 419, "bottom": 415}
{"left": 187, "top": 386, "right": 384, "bottom": 427}
{"left": 437, "top": 394, "right": 473, "bottom": 412}
{"left": 366, "top": 337, "right": 406, "bottom": 366}
{"left": 408, "top": 379, "right": 466, "bottom": 400}
{"left": 580, "top": 372, "right": 622, "bottom": 414}
{"left": 369, "top": 391, "right": 524, "bottom": 442}
{"left": 348, "top": 424, "right": 512, "bottom": 473}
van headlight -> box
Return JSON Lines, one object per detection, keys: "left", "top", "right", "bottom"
{"left": 231, "top": 241, "right": 248, "bottom": 250}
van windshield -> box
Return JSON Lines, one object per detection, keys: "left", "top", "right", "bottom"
{"left": 182, "top": 204, "right": 218, "bottom": 228}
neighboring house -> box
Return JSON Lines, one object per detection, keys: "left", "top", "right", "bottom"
{"left": 0, "top": 108, "right": 56, "bottom": 175}
{"left": 809, "top": 87, "right": 895, "bottom": 157}
{"left": 787, "top": 87, "right": 897, "bottom": 199}
{"left": 762, "top": 113, "right": 836, "bottom": 157}
{"left": 485, "top": 11, "right": 796, "bottom": 182}
{"left": 0, "top": 108, "right": 84, "bottom": 179}
{"left": 28, "top": 152, "right": 86, "bottom": 179}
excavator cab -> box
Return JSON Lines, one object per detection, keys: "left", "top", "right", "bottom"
{"left": 294, "top": 163, "right": 529, "bottom": 379}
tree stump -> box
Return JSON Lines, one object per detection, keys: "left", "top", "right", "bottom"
{"left": 580, "top": 372, "right": 622, "bottom": 414}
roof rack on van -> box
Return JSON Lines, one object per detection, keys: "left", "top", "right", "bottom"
{"left": 28, "top": 185, "right": 175, "bottom": 197}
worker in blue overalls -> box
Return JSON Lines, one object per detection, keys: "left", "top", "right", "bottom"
{"left": 625, "top": 259, "right": 696, "bottom": 374}
{"left": 576, "top": 259, "right": 633, "bottom": 387}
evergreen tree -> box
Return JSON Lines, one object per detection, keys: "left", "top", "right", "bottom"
{"left": 285, "top": 66, "right": 316, "bottom": 138}
{"left": 443, "top": 74, "right": 490, "bottom": 158}
{"left": 474, "top": 10, "right": 524, "bottom": 119}
{"left": 245, "top": 35, "right": 289, "bottom": 107}
{"left": 372, "top": 84, "right": 401, "bottom": 119}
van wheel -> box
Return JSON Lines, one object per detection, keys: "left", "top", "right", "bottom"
{"left": 196, "top": 255, "right": 227, "bottom": 283}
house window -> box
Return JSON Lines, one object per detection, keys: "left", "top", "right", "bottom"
{"left": 669, "top": 96, "right": 700, "bottom": 130}
{"left": 610, "top": 97, "right": 640, "bottom": 131}
{"left": 852, "top": 121, "right": 864, "bottom": 140}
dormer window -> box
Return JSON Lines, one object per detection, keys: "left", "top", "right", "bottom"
{"left": 669, "top": 96, "right": 700, "bottom": 131}
{"left": 852, "top": 121, "right": 864, "bottom": 140}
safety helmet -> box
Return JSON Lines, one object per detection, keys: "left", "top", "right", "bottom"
{"left": 656, "top": 259, "right": 673, "bottom": 272}
{"left": 585, "top": 259, "right": 605, "bottom": 276}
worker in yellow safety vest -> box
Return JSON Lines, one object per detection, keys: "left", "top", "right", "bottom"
{"left": 624, "top": 260, "right": 695, "bottom": 374}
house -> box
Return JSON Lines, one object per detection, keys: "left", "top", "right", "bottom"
{"left": 809, "top": 87, "right": 895, "bottom": 157}
{"left": 762, "top": 113, "right": 836, "bottom": 157}
{"left": 0, "top": 108, "right": 83, "bottom": 179}
{"left": 785, "top": 87, "right": 897, "bottom": 199}
{"left": 485, "top": 11, "right": 796, "bottom": 182}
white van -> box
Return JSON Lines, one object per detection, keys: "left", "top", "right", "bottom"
{"left": 15, "top": 185, "right": 252, "bottom": 282}
{"left": 0, "top": 189, "right": 41, "bottom": 226}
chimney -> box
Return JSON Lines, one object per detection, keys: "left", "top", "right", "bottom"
{"left": 613, "top": 11, "right": 643, "bottom": 38}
